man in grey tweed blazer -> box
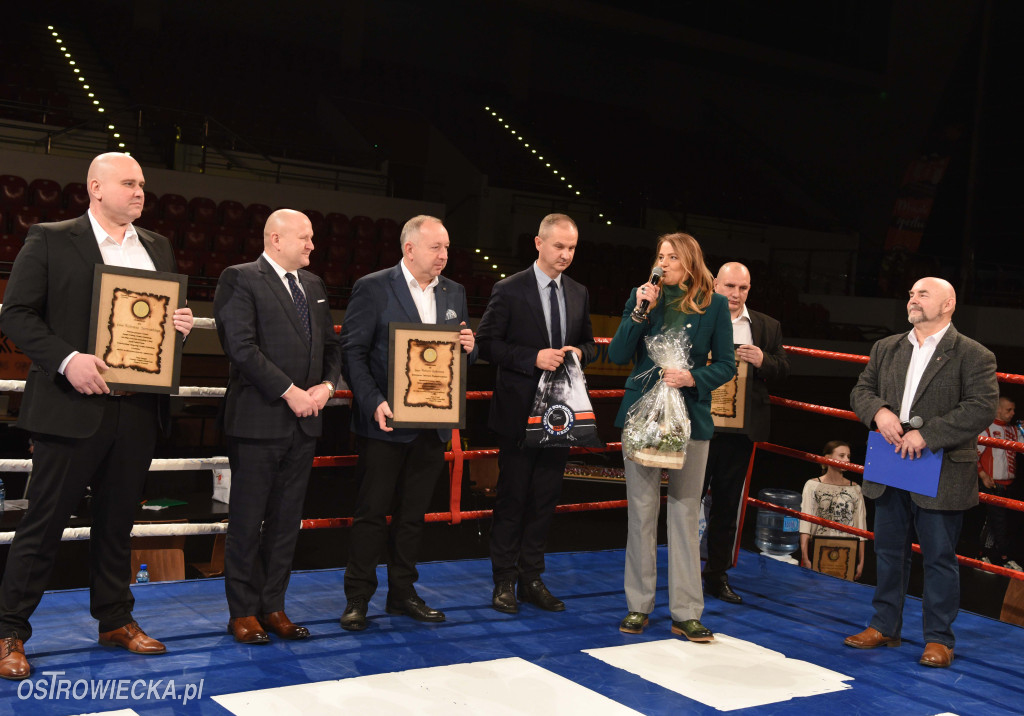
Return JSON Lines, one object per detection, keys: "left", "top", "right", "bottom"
{"left": 845, "top": 277, "right": 998, "bottom": 668}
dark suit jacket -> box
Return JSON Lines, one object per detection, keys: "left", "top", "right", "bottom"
{"left": 850, "top": 323, "right": 998, "bottom": 510}
{"left": 744, "top": 309, "right": 789, "bottom": 442}
{"left": 214, "top": 256, "right": 342, "bottom": 440}
{"left": 476, "top": 265, "right": 596, "bottom": 441}
{"left": 0, "top": 214, "right": 177, "bottom": 438}
{"left": 608, "top": 290, "right": 735, "bottom": 441}
{"left": 340, "top": 262, "right": 477, "bottom": 444}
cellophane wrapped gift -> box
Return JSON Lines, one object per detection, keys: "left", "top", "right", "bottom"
{"left": 622, "top": 329, "right": 693, "bottom": 469}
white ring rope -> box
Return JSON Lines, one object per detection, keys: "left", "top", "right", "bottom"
{"left": 0, "top": 521, "right": 229, "bottom": 545}
{"left": 0, "top": 457, "right": 230, "bottom": 473}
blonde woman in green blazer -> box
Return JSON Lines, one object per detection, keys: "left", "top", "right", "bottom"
{"left": 608, "top": 232, "right": 735, "bottom": 641}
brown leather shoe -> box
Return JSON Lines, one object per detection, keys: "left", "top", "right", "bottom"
{"left": 0, "top": 635, "right": 30, "bottom": 680}
{"left": 920, "top": 642, "right": 954, "bottom": 668}
{"left": 98, "top": 621, "right": 166, "bottom": 654}
{"left": 258, "top": 611, "right": 310, "bottom": 640}
{"left": 227, "top": 616, "right": 270, "bottom": 645}
{"left": 843, "top": 627, "right": 901, "bottom": 649}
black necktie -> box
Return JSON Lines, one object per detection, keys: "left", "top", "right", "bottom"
{"left": 286, "top": 273, "right": 311, "bottom": 341}
{"left": 549, "top": 280, "right": 562, "bottom": 349}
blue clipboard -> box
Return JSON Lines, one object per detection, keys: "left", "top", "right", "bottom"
{"left": 863, "top": 430, "right": 943, "bottom": 498}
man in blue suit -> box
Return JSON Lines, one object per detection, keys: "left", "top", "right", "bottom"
{"left": 214, "top": 209, "right": 342, "bottom": 644}
{"left": 339, "top": 215, "right": 476, "bottom": 630}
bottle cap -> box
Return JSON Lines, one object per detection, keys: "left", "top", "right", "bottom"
{"left": 140, "top": 564, "right": 148, "bottom": 570}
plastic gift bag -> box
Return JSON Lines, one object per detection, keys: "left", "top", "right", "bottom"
{"left": 524, "top": 352, "right": 602, "bottom": 448}
{"left": 622, "top": 329, "right": 693, "bottom": 469}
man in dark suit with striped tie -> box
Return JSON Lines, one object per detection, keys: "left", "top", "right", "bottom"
{"left": 214, "top": 209, "right": 342, "bottom": 644}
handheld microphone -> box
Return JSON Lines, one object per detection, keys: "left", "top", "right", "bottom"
{"left": 900, "top": 415, "right": 923, "bottom": 432}
{"left": 634, "top": 268, "right": 667, "bottom": 315}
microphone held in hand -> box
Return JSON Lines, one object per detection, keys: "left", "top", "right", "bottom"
{"left": 900, "top": 415, "right": 923, "bottom": 432}
{"left": 631, "top": 267, "right": 664, "bottom": 322}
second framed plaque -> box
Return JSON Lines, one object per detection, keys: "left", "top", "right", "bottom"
{"left": 387, "top": 322, "right": 467, "bottom": 429}
{"left": 710, "top": 351, "right": 753, "bottom": 433}
{"left": 87, "top": 265, "right": 187, "bottom": 394}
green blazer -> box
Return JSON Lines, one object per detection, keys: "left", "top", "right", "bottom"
{"left": 608, "top": 289, "right": 735, "bottom": 440}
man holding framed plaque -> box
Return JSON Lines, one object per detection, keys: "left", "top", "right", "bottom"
{"left": 339, "top": 215, "right": 476, "bottom": 631}
{"left": 702, "top": 262, "right": 789, "bottom": 605}
{"left": 214, "top": 209, "right": 342, "bottom": 644}
{"left": 0, "top": 153, "right": 193, "bottom": 680}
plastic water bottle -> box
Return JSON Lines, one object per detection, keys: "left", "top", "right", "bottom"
{"left": 0, "top": 477, "right": 5, "bottom": 521}
{"left": 755, "top": 488, "right": 802, "bottom": 556}
{"left": 135, "top": 564, "right": 150, "bottom": 584}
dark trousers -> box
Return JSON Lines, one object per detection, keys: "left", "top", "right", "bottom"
{"left": 981, "top": 483, "right": 1011, "bottom": 559}
{"left": 0, "top": 394, "right": 157, "bottom": 641}
{"left": 870, "top": 487, "right": 963, "bottom": 647}
{"left": 344, "top": 432, "right": 445, "bottom": 601}
{"left": 701, "top": 432, "right": 754, "bottom": 578}
{"left": 224, "top": 430, "right": 316, "bottom": 618}
{"left": 490, "top": 437, "right": 569, "bottom": 583}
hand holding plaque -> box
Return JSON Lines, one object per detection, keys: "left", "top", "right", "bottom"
{"left": 88, "top": 265, "right": 187, "bottom": 394}
{"left": 387, "top": 323, "right": 466, "bottom": 429}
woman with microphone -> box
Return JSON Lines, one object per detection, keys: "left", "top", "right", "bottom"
{"left": 608, "top": 233, "right": 734, "bottom": 641}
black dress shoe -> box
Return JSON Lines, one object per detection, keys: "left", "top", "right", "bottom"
{"left": 386, "top": 596, "right": 445, "bottom": 622}
{"left": 340, "top": 599, "right": 368, "bottom": 632}
{"left": 492, "top": 580, "right": 519, "bottom": 614}
{"left": 705, "top": 576, "right": 743, "bottom": 604}
{"left": 517, "top": 579, "right": 565, "bottom": 612}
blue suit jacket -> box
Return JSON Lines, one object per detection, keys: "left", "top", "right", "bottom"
{"left": 341, "top": 262, "right": 477, "bottom": 443}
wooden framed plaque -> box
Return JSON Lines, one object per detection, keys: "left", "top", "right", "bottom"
{"left": 710, "top": 351, "right": 752, "bottom": 433}
{"left": 387, "top": 322, "right": 466, "bottom": 429}
{"left": 87, "top": 265, "right": 187, "bottom": 394}
{"left": 812, "top": 536, "right": 859, "bottom": 581}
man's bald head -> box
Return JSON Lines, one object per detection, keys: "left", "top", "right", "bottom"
{"left": 86, "top": 152, "right": 146, "bottom": 228}
{"left": 907, "top": 276, "right": 956, "bottom": 334}
{"left": 715, "top": 262, "right": 752, "bottom": 318}
{"left": 264, "top": 209, "right": 314, "bottom": 272}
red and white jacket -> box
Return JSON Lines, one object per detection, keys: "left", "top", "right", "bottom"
{"left": 978, "top": 420, "right": 1019, "bottom": 486}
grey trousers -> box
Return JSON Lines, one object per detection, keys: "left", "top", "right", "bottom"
{"left": 624, "top": 439, "right": 710, "bottom": 622}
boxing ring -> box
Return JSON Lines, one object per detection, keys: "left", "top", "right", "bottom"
{"left": 0, "top": 323, "right": 1023, "bottom": 715}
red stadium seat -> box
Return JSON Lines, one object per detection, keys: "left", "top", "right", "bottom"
{"left": 28, "top": 179, "right": 62, "bottom": 211}
{"left": 139, "top": 191, "right": 159, "bottom": 225}
{"left": 149, "top": 219, "right": 180, "bottom": 244}
{"left": 47, "top": 208, "right": 76, "bottom": 223}
{"left": 325, "top": 212, "right": 349, "bottom": 238}
{"left": 11, "top": 207, "right": 42, "bottom": 238}
{"left": 245, "top": 203, "right": 271, "bottom": 229}
{"left": 378, "top": 245, "right": 402, "bottom": 267}
{"left": 325, "top": 242, "right": 351, "bottom": 264}
{"left": 63, "top": 182, "right": 89, "bottom": 214}
{"left": 159, "top": 193, "right": 188, "bottom": 224}
{"left": 188, "top": 197, "right": 218, "bottom": 226}
{"left": 353, "top": 244, "right": 377, "bottom": 265}
{"left": 0, "top": 242, "right": 19, "bottom": 264}
{"left": 202, "top": 252, "right": 230, "bottom": 278}
{"left": 302, "top": 209, "right": 325, "bottom": 237}
{"left": 212, "top": 231, "right": 242, "bottom": 255}
{"left": 0, "top": 175, "right": 28, "bottom": 209}
{"left": 376, "top": 217, "right": 400, "bottom": 245}
{"left": 350, "top": 215, "right": 375, "bottom": 242}
{"left": 174, "top": 250, "right": 199, "bottom": 276}
{"left": 181, "top": 225, "right": 210, "bottom": 252}
{"left": 243, "top": 229, "right": 264, "bottom": 256}
{"left": 218, "top": 200, "right": 246, "bottom": 228}
{"left": 322, "top": 264, "right": 346, "bottom": 287}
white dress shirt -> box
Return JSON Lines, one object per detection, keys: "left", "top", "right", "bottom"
{"left": 730, "top": 305, "right": 753, "bottom": 345}
{"left": 400, "top": 260, "right": 438, "bottom": 324}
{"left": 899, "top": 322, "right": 951, "bottom": 422}
{"left": 261, "top": 252, "right": 306, "bottom": 299}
